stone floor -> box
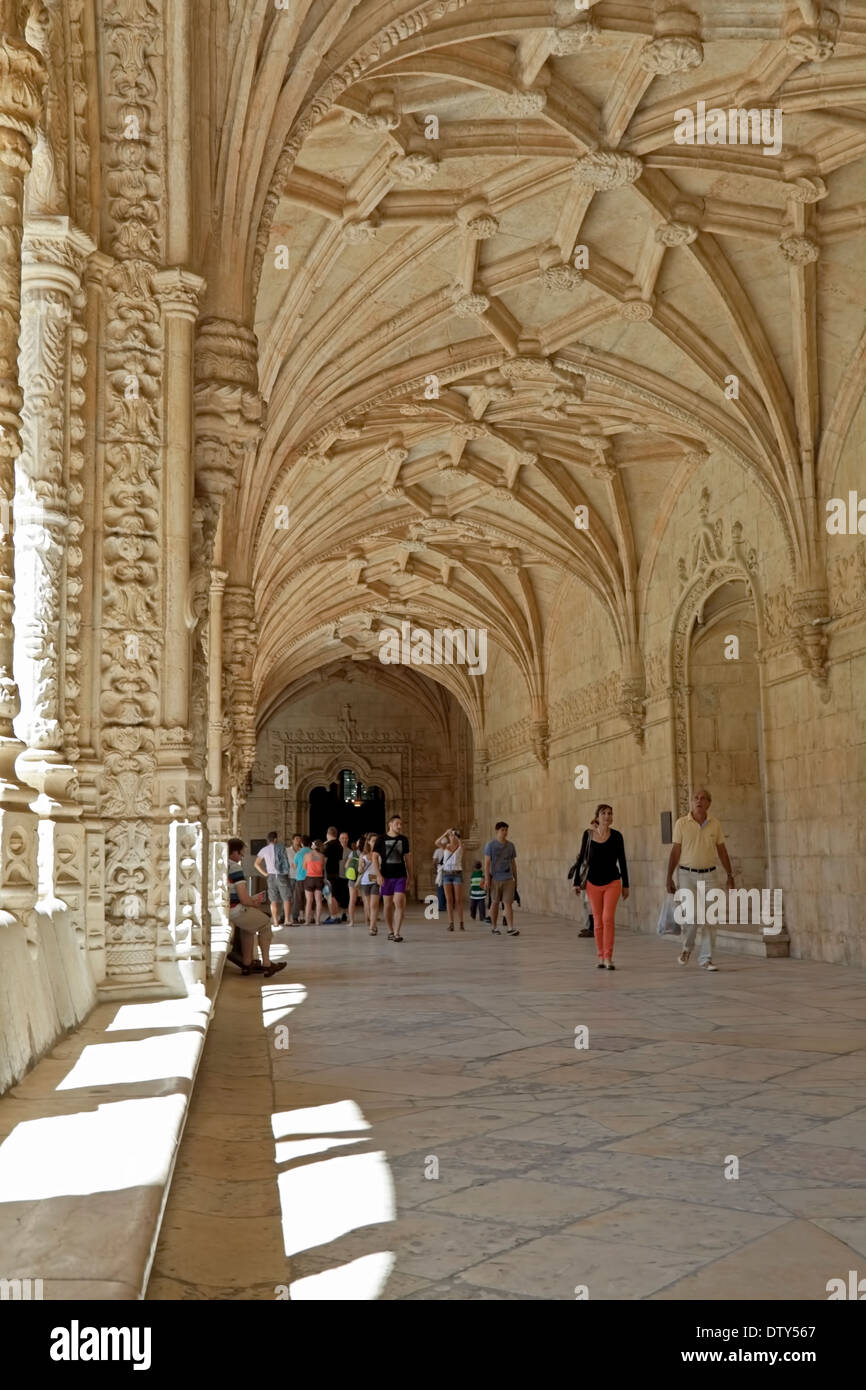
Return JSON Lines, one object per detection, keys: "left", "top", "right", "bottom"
{"left": 147, "top": 909, "right": 866, "bottom": 1300}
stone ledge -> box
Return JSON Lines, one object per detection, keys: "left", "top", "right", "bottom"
{"left": 0, "top": 918, "right": 232, "bottom": 1302}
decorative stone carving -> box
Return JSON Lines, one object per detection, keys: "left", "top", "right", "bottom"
{"left": 542, "top": 262, "right": 583, "bottom": 291}
{"left": 618, "top": 677, "right": 646, "bottom": 746}
{"left": 463, "top": 213, "right": 498, "bottom": 239}
{"left": 784, "top": 175, "right": 827, "bottom": 204}
{"left": 779, "top": 235, "right": 820, "bottom": 265}
{"left": 617, "top": 289, "right": 654, "bottom": 321}
{"left": 639, "top": 36, "right": 703, "bottom": 75}
{"left": 13, "top": 219, "right": 93, "bottom": 795}
{"left": 449, "top": 286, "right": 490, "bottom": 317}
{"left": 351, "top": 88, "right": 400, "bottom": 131}
{"left": 786, "top": 18, "right": 837, "bottom": 63}
{"left": 548, "top": 23, "right": 600, "bottom": 55}
{"left": 343, "top": 216, "right": 380, "bottom": 243}
{"left": 670, "top": 491, "right": 762, "bottom": 812}
{"left": 572, "top": 151, "right": 643, "bottom": 190}
{"left": 389, "top": 151, "right": 438, "bottom": 184}
{"left": 655, "top": 220, "right": 698, "bottom": 247}
{"left": 224, "top": 586, "right": 258, "bottom": 806}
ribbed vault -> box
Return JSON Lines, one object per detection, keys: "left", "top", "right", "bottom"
{"left": 198, "top": 0, "right": 866, "bottom": 733}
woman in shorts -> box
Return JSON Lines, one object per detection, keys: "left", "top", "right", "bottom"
{"left": 435, "top": 827, "right": 464, "bottom": 931}
{"left": 303, "top": 839, "right": 327, "bottom": 925}
{"left": 358, "top": 832, "right": 380, "bottom": 935}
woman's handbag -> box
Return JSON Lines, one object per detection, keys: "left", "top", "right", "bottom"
{"left": 656, "top": 894, "right": 681, "bottom": 936}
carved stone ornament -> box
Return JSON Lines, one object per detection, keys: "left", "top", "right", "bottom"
{"left": 786, "top": 22, "right": 837, "bottom": 63}
{"left": 448, "top": 285, "right": 490, "bottom": 317}
{"left": 543, "top": 262, "right": 584, "bottom": 291}
{"left": 655, "top": 219, "right": 698, "bottom": 247}
{"left": 779, "top": 235, "right": 820, "bottom": 265}
{"left": 548, "top": 23, "right": 600, "bottom": 56}
{"left": 639, "top": 35, "right": 703, "bottom": 75}
{"left": 617, "top": 290, "right": 654, "bottom": 321}
{"left": 343, "top": 216, "right": 380, "bottom": 243}
{"left": 784, "top": 175, "right": 827, "bottom": 204}
{"left": 389, "top": 151, "right": 439, "bottom": 184}
{"left": 572, "top": 151, "right": 643, "bottom": 190}
{"left": 463, "top": 213, "right": 499, "bottom": 240}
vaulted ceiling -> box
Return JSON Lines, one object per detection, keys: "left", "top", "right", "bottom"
{"left": 201, "top": 0, "right": 866, "bottom": 731}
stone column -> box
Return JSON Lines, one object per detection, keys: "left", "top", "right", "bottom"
{"left": 0, "top": 22, "right": 45, "bottom": 952}
{"left": 151, "top": 268, "right": 207, "bottom": 989}
{"left": 223, "top": 584, "right": 258, "bottom": 821}
{"left": 12, "top": 218, "right": 94, "bottom": 961}
{"left": 207, "top": 565, "right": 228, "bottom": 929}
{"left": 153, "top": 267, "right": 204, "bottom": 734}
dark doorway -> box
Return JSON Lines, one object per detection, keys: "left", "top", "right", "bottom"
{"left": 309, "top": 773, "right": 386, "bottom": 842}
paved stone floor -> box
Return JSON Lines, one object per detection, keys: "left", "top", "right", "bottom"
{"left": 147, "top": 910, "right": 866, "bottom": 1300}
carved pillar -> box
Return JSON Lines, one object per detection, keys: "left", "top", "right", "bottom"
{"left": 0, "top": 21, "right": 45, "bottom": 955}
{"left": 153, "top": 267, "right": 204, "bottom": 734}
{"left": 207, "top": 566, "right": 228, "bottom": 929}
{"left": 13, "top": 217, "right": 94, "bottom": 959}
{"left": 194, "top": 317, "right": 262, "bottom": 910}
{"left": 224, "top": 584, "right": 258, "bottom": 821}
{"left": 98, "top": 0, "right": 165, "bottom": 989}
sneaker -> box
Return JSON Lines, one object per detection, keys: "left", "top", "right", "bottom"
{"left": 507, "top": 928, "right": 520, "bottom": 936}
{"left": 677, "top": 950, "right": 690, "bottom": 966}
{"left": 491, "top": 926, "right": 501, "bottom": 935}
{"left": 577, "top": 928, "right": 594, "bottom": 938}
{"left": 597, "top": 962, "right": 605, "bottom": 969}
{"left": 322, "top": 916, "right": 336, "bottom": 925}
{"left": 701, "top": 961, "right": 718, "bottom": 971}
{"left": 605, "top": 961, "right": 615, "bottom": 971}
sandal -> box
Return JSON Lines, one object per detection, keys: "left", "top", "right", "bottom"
{"left": 241, "top": 966, "right": 252, "bottom": 976}
{"left": 447, "top": 924, "right": 454, "bottom": 931}
{"left": 459, "top": 925, "right": 465, "bottom": 931}
{"left": 369, "top": 927, "right": 378, "bottom": 935}
{"left": 263, "top": 961, "right": 287, "bottom": 978}
{"left": 388, "top": 932, "right": 395, "bottom": 941}
{"left": 394, "top": 935, "right": 404, "bottom": 942}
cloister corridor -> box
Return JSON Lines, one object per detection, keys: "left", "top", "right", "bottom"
{"left": 142, "top": 911, "right": 866, "bottom": 1302}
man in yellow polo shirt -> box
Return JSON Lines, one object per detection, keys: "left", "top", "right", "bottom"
{"left": 666, "top": 788, "right": 735, "bottom": 971}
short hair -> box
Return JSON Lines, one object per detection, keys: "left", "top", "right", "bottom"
{"left": 267, "top": 830, "right": 278, "bottom": 843}
{"left": 227, "top": 837, "right": 244, "bottom": 856}
{"left": 312, "top": 839, "right": 324, "bottom": 851}
{"left": 302, "top": 835, "right": 312, "bottom": 847}
{"left": 692, "top": 787, "right": 712, "bottom": 802}
{"left": 327, "top": 825, "right": 338, "bottom": 835}
{"left": 495, "top": 821, "right": 508, "bottom": 830}
{"left": 388, "top": 813, "right": 402, "bottom": 824}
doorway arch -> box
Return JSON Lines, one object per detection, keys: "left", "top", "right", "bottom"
{"left": 309, "top": 775, "right": 386, "bottom": 841}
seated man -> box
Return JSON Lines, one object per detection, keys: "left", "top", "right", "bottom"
{"left": 227, "top": 838, "right": 287, "bottom": 979}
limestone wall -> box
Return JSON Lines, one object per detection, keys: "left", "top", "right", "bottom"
{"left": 477, "top": 453, "right": 866, "bottom": 965}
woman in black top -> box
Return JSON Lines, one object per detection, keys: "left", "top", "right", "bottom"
{"left": 573, "top": 816, "right": 598, "bottom": 938}
{"left": 581, "top": 803, "right": 629, "bottom": 970}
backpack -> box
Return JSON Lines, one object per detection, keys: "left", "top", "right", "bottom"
{"left": 346, "top": 852, "right": 360, "bottom": 881}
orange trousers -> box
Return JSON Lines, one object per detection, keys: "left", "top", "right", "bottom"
{"left": 585, "top": 879, "right": 622, "bottom": 962}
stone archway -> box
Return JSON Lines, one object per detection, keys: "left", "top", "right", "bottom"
{"left": 668, "top": 491, "right": 767, "bottom": 828}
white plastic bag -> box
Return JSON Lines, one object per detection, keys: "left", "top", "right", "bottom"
{"left": 657, "top": 894, "right": 681, "bottom": 936}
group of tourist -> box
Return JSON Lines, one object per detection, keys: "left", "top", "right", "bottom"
{"left": 226, "top": 816, "right": 522, "bottom": 968}
{"left": 227, "top": 787, "right": 734, "bottom": 975}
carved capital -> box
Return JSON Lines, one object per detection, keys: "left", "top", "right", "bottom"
{"left": 153, "top": 266, "right": 206, "bottom": 320}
